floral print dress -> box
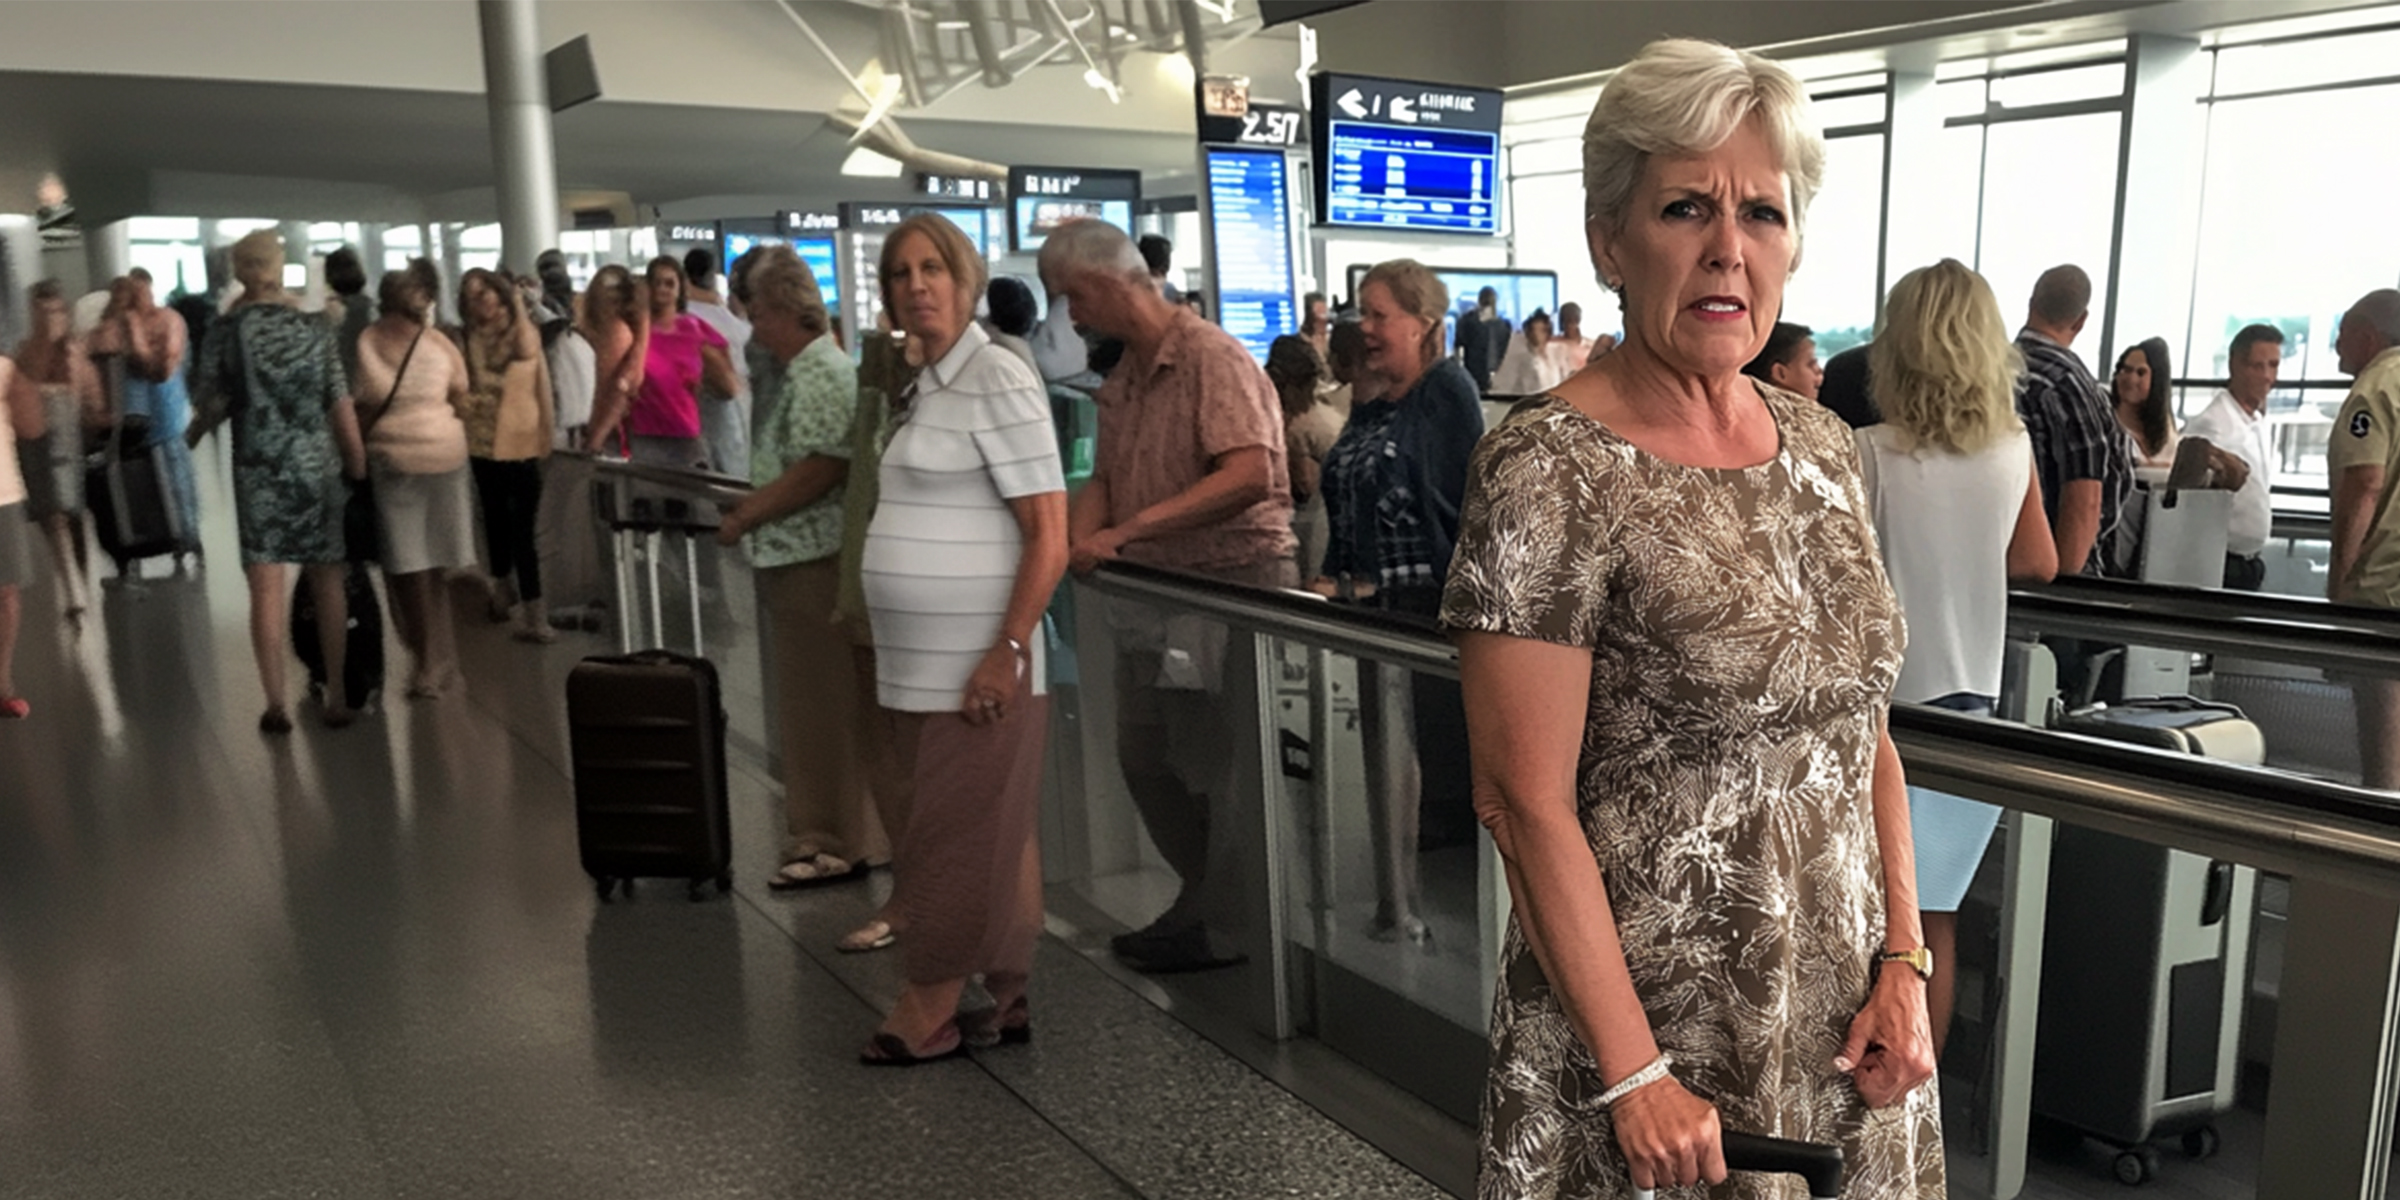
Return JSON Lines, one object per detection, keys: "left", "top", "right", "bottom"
{"left": 199, "top": 303, "right": 350, "bottom": 567}
{"left": 1440, "top": 386, "right": 1946, "bottom": 1199}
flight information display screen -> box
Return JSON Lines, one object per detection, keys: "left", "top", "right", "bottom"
{"left": 791, "top": 236, "right": 839, "bottom": 317}
{"left": 1204, "top": 147, "right": 1297, "bottom": 364}
{"left": 1009, "top": 166, "right": 1140, "bottom": 253}
{"left": 1311, "top": 72, "right": 1503, "bottom": 234}
{"left": 1344, "top": 264, "right": 1557, "bottom": 350}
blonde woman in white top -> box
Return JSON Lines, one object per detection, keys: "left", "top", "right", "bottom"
{"left": 1857, "top": 258, "right": 2057, "bottom": 1058}
{"left": 857, "top": 214, "right": 1068, "bottom": 1064}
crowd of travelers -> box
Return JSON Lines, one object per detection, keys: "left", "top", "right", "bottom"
{"left": 14, "top": 31, "right": 2400, "bottom": 1197}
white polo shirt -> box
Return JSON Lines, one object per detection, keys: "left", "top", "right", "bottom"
{"left": 2178, "top": 389, "right": 2274, "bottom": 556}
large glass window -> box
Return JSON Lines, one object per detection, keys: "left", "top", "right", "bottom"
{"left": 2181, "top": 30, "right": 2400, "bottom": 501}
{"left": 1783, "top": 132, "right": 1884, "bottom": 353}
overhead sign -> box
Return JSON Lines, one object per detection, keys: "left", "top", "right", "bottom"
{"left": 658, "top": 221, "right": 720, "bottom": 244}
{"left": 837, "top": 202, "right": 999, "bottom": 260}
{"left": 1195, "top": 76, "right": 1307, "bottom": 148}
{"left": 780, "top": 209, "right": 840, "bottom": 235}
{"left": 917, "top": 173, "right": 996, "bottom": 201}
{"left": 1309, "top": 71, "right": 1503, "bottom": 234}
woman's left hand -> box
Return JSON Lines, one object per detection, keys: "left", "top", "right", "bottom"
{"left": 958, "top": 642, "right": 1024, "bottom": 726}
{"left": 1835, "top": 964, "right": 1937, "bottom": 1108}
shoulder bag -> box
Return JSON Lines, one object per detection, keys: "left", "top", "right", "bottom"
{"left": 345, "top": 328, "right": 426, "bottom": 564}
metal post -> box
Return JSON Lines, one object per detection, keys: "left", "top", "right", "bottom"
{"left": 83, "top": 220, "right": 132, "bottom": 291}
{"left": 2256, "top": 878, "right": 2400, "bottom": 1199}
{"left": 477, "top": 0, "right": 560, "bottom": 273}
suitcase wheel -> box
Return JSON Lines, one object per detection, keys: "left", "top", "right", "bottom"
{"left": 2112, "top": 1146, "right": 2160, "bottom": 1186}
{"left": 2180, "top": 1126, "right": 2219, "bottom": 1160}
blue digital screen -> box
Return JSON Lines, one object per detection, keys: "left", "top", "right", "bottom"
{"left": 792, "top": 236, "right": 840, "bottom": 318}
{"left": 1205, "top": 148, "right": 1297, "bottom": 364}
{"left": 934, "top": 207, "right": 998, "bottom": 259}
{"left": 1345, "top": 264, "right": 1557, "bottom": 351}
{"left": 1326, "top": 121, "right": 1499, "bottom": 232}
{"left": 1012, "top": 198, "right": 1134, "bottom": 252}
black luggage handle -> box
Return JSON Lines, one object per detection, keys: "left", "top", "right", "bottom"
{"left": 1633, "top": 1131, "right": 1846, "bottom": 1199}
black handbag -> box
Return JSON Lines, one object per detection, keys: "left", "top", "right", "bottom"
{"left": 347, "top": 328, "right": 426, "bottom": 564}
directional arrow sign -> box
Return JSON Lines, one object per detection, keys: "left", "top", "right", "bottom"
{"left": 1337, "top": 88, "right": 1368, "bottom": 119}
{"left": 1389, "top": 95, "right": 1416, "bottom": 123}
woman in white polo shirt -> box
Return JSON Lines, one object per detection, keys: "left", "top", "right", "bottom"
{"left": 858, "top": 214, "right": 1069, "bottom": 1065}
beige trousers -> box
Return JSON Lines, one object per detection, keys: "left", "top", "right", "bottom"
{"left": 759, "top": 557, "right": 892, "bottom": 866}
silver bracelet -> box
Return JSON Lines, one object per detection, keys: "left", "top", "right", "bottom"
{"left": 1597, "top": 1052, "right": 1674, "bottom": 1108}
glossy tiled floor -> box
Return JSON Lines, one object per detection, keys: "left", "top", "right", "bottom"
{"left": 0, "top": 449, "right": 1444, "bottom": 1199}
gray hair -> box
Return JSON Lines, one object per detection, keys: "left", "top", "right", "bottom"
{"left": 747, "top": 247, "right": 829, "bottom": 336}
{"left": 2351, "top": 289, "right": 2400, "bottom": 345}
{"left": 2029, "top": 264, "right": 2091, "bottom": 327}
{"left": 1583, "top": 39, "right": 1825, "bottom": 272}
{"left": 1038, "top": 219, "right": 1149, "bottom": 291}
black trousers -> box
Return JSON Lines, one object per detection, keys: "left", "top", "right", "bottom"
{"left": 2223, "top": 552, "right": 2266, "bottom": 592}
{"left": 470, "top": 457, "right": 544, "bottom": 602}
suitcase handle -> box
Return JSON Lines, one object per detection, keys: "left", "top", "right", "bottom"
{"left": 1632, "top": 1131, "right": 1845, "bottom": 1199}
{"left": 2202, "top": 860, "right": 2233, "bottom": 927}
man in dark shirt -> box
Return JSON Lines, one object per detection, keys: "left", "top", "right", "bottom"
{"left": 2015, "top": 264, "right": 2135, "bottom": 577}
{"left": 1815, "top": 341, "right": 1881, "bottom": 429}
{"left": 1453, "top": 287, "right": 1510, "bottom": 393}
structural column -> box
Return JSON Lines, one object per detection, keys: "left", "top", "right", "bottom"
{"left": 2102, "top": 34, "right": 2208, "bottom": 373}
{"left": 477, "top": 0, "right": 560, "bottom": 273}
{"left": 83, "top": 220, "right": 132, "bottom": 292}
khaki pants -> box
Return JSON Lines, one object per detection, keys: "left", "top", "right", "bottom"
{"left": 759, "top": 558, "right": 891, "bottom": 866}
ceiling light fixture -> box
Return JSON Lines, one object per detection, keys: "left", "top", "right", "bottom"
{"left": 1083, "top": 67, "right": 1123, "bottom": 103}
{"left": 840, "top": 146, "right": 905, "bottom": 178}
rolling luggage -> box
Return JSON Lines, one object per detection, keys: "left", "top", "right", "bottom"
{"left": 86, "top": 416, "right": 185, "bottom": 575}
{"left": 1634, "top": 1131, "right": 1844, "bottom": 1199}
{"left": 291, "top": 563, "right": 386, "bottom": 710}
{"left": 2033, "top": 696, "right": 2262, "bottom": 1184}
{"left": 569, "top": 483, "right": 729, "bottom": 902}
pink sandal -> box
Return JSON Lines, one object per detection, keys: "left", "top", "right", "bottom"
{"left": 0, "top": 697, "right": 28, "bottom": 720}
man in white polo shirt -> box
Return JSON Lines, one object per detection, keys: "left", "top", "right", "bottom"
{"left": 2180, "top": 323, "right": 2284, "bottom": 590}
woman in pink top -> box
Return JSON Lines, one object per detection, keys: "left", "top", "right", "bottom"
{"left": 612, "top": 257, "right": 734, "bottom": 469}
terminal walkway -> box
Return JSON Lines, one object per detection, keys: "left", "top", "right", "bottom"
{"left": 0, "top": 452, "right": 1444, "bottom": 1199}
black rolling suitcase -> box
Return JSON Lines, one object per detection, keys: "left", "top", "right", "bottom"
{"left": 86, "top": 415, "right": 185, "bottom": 575}
{"left": 568, "top": 480, "right": 730, "bottom": 902}
{"left": 2033, "top": 696, "right": 2262, "bottom": 1183}
{"left": 291, "top": 563, "right": 386, "bottom": 710}
{"left": 568, "top": 650, "right": 731, "bottom": 901}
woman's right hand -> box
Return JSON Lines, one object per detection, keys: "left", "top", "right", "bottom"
{"left": 1611, "top": 1077, "right": 1727, "bottom": 1192}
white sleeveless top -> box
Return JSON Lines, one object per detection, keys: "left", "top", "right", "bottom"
{"left": 1856, "top": 425, "right": 2032, "bottom": 703}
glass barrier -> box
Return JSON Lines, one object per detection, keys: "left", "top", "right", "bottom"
{"left": 1050, "top": 563, "right": 2400, "bottom": 1200}
{"left": 567, "top": 464, "right": 2400, "bottom": 1199}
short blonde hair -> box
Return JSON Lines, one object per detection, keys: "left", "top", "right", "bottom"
{"left": 230, "top": 230, "right": 285, "bottom": 289}
{"left": 1360, "top": 259, "right": 1449, "bottom": 366}
{"left": 879, "top": 214, "right": 986, "bottom": 331}
{"left": 747, "top": 247, "right": 830, "bottom": 336}
{"left": 1871, "top": 259, "right": 2025, "bottom": 456}
{"left": 1584, "top": 39, "right": 1825, "bottom": 272}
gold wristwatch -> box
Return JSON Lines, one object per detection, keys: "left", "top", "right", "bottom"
{"left": 1876, "top": 946, "right": 1934, "bottom": 981}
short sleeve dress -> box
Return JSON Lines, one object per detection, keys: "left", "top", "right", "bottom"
{"left": 199, "top": 303, "right": 350, "bottom": 568}
{"left": 1440, "top": 386, "right": 1946, "bottom": 1199}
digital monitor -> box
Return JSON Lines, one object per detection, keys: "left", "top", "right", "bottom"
{"left": 1345, "top": 264, "right": 1557, "bottom": 349}
{"left": 839, "top": 203, "right": 1001, "bottom": 261}
{"left": 1310, "top": 71, "right": 1503, "bottom": 234}
{"left": 790, "top": 236, "right": 840, "bottom": 318}
{"left": 1204, "top": 147, "right": 1298, "bottom": 364}
{"left": 1009, "top": 166, "right": 1141, "bottom": 253}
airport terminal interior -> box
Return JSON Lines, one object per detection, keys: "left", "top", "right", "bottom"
{"left": 11, "top": 1, "right": 2400, "bottom": 1196}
